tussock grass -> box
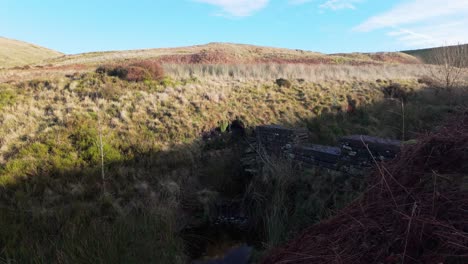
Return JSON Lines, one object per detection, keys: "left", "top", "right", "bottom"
{"left": 164, "top": 63, "right": 427, "bottom": 82}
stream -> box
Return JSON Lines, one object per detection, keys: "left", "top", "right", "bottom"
{"left": 182, "top": 203, "right": 259, "bottom": 264}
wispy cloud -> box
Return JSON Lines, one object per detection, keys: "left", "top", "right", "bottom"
{"left": 288, "top": 0, "right": 362, "bottom": 10}
{"left": 288, "top": 0, "right": 313, "bottom": 5}
{"left": 194, "top": 0, "right": 269, "bottom": 17}
{"left": 355, "top": 0, "right": 468, "bottom": 47}
{"left": 320, "top": 0, "right": 362, "bottom": 10}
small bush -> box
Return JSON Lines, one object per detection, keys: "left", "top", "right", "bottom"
{"left": 131, "top": 60, "right": 165, "bottom": 81}
{"left": 95, "top": 65, "right": 113, "bottom": 75}
{"left": 108, "top": 66, "right": 129, "bottom": 80}
{"left": 125, "top": 66, "right": 152, "bottom": 82}
{"left": 96, "top": 60, "right": 164, "bottom": 82}
{"left": 276, "top": 78, "right": 292, "bottom": 88}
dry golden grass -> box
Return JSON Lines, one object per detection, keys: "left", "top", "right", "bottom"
{"left": 39, "top": 42, "right": 420, "bottom": 67}
{"left": 0, "top": 72, "right": 420, "bottom": 167}
{"left": 0, "top": 37, "right": 63, "bottom": 68}
{"left": 0, "top": 63, "right": 428, "bottom": 84}
{"left": 164, "top": 63, "right": 427, "bottom": 82}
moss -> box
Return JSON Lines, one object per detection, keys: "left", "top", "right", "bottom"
{"left": 159, "top": 76, "right": 179, "bottom": 87}
{"left": 0, "top": 88, "right": 17, "bottom": 110}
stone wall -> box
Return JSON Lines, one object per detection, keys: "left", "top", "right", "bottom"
{"left": 251, "top": 125, "right": 401, "bottom": 172}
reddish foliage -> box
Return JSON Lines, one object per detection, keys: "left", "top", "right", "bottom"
{"left": 262, "top": 112, "right": 468, "bottom": 264}
{"left": 158, "top": 50, "right": 240, "bottom": 64}
{"left": 130, "top": 60, "right": 164, "bottom": 80}
{"left": 96, "top": 60, "right": 164, "bottom": 82}
{"left": 124, "top": 66, "right": 151, "bottom": 82}
{"left": 155, "top": 48, "right": 419, "bottom": 65}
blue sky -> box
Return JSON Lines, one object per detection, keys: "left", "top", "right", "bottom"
{"left": 1, "top": 0, "right": 467, "bottom": 54}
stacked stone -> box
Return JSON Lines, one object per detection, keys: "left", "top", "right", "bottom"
{"left": 292, "top": 144, "right": 341, "bottom": 169}
{"left": 339, "top": 135, "right": 401, "bottom": 167}
{"left": 255, "top": 125, "right": 308, "bottom": 157}
{"left": 243, "top": 125, "right": 403, "bottom": 175}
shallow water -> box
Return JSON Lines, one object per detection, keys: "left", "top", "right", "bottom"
{"left": 192, "top": 244, "right": 253, "bottom": 264}
{"left": 183, "top": 221, "right": 257, "bottom": 264}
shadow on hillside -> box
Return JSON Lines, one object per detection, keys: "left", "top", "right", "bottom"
{"left": 0, "top": 121, "right": 252, "bottom": 262}
{"left": 0, "top": 83, "right": 467, "bottom": 263}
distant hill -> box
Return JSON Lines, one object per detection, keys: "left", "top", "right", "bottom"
{"left": 402, "top": 44, "right": 468, "bottom": 63}
{"left": 0, "top": 37, "right": 63, "bottom": 68}
{"left": 45, "top": 42, "right": 420, "bottom": 67}
{"left": 0, "top": 38, "right": 421, "bottom": 69}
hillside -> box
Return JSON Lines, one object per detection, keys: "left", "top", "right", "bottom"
{"left": 0, "top": 37, "right": 63, "bottom": 68}
{"left": 2, "top": 39, "right": 467, "bottom": 263}
{"left": 402, "top": 43, "right": 468, "bottom": 63}
{"left": 44, "top": 42, "right": 421, "bottom": 67}
{"left": 1, "top": 61, "right": 466, "bottom": 262}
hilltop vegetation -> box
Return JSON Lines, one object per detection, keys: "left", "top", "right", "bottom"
{"left": 13, "top": 42, "right": 420, "bottom": 68}
{"left": 0, "top": 37, "right": 63, "bottom": 68}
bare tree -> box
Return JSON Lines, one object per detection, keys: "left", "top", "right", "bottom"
{"left": 427, "top": 43, "right": 468, "bottom": 89}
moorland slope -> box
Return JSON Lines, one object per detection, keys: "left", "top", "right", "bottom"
{"left": 43, "top": 42, "right": 421, "bottom": 66}
{"left": 0, "top": 37, "right": 63, "bottom": 68}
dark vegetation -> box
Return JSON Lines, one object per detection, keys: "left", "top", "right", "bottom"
{"left": 275, "top": 78, "right": 292, "bottom": 88}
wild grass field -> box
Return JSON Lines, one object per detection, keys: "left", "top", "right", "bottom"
{"left": 0, "top": 41, "right": 467, "bottom": 263}
{"left": 0, "top": 37, "right": 63, "bottom": 68}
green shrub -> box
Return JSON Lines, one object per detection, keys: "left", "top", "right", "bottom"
{"left": 70, "top": 124, "right": 122, "bottom": 165}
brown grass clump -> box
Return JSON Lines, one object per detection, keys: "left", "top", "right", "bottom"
{"left": 262, "top": 112, "right": 468, "bottom": 264}
{"left": 130, "top": 60, "right": 165, "bottom": 80}
{"left": 96, "top": 60, "right": 164, "bottom": 82}
{"left": 124, "top": 66, "right": 151, "bottom": 82}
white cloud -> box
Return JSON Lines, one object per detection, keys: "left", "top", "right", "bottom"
{"left": 354, "top": 0, "right": 468, "bottom": 48}
{"left": 194, "top": 0, "right": 269, "bottom": 17}
{"left": 320, "top": 0, "right": 362, "bottom": 10}
{"left": 288, "top": 0, "right": 363, "bottom": 10}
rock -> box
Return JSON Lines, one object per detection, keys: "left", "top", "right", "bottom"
{"left": 276, "top": 78, "right": 292, "bottom": 88}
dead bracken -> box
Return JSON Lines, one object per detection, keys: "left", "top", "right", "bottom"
{"left": 261, "top": 112, "right": 468, "bottom": 264}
